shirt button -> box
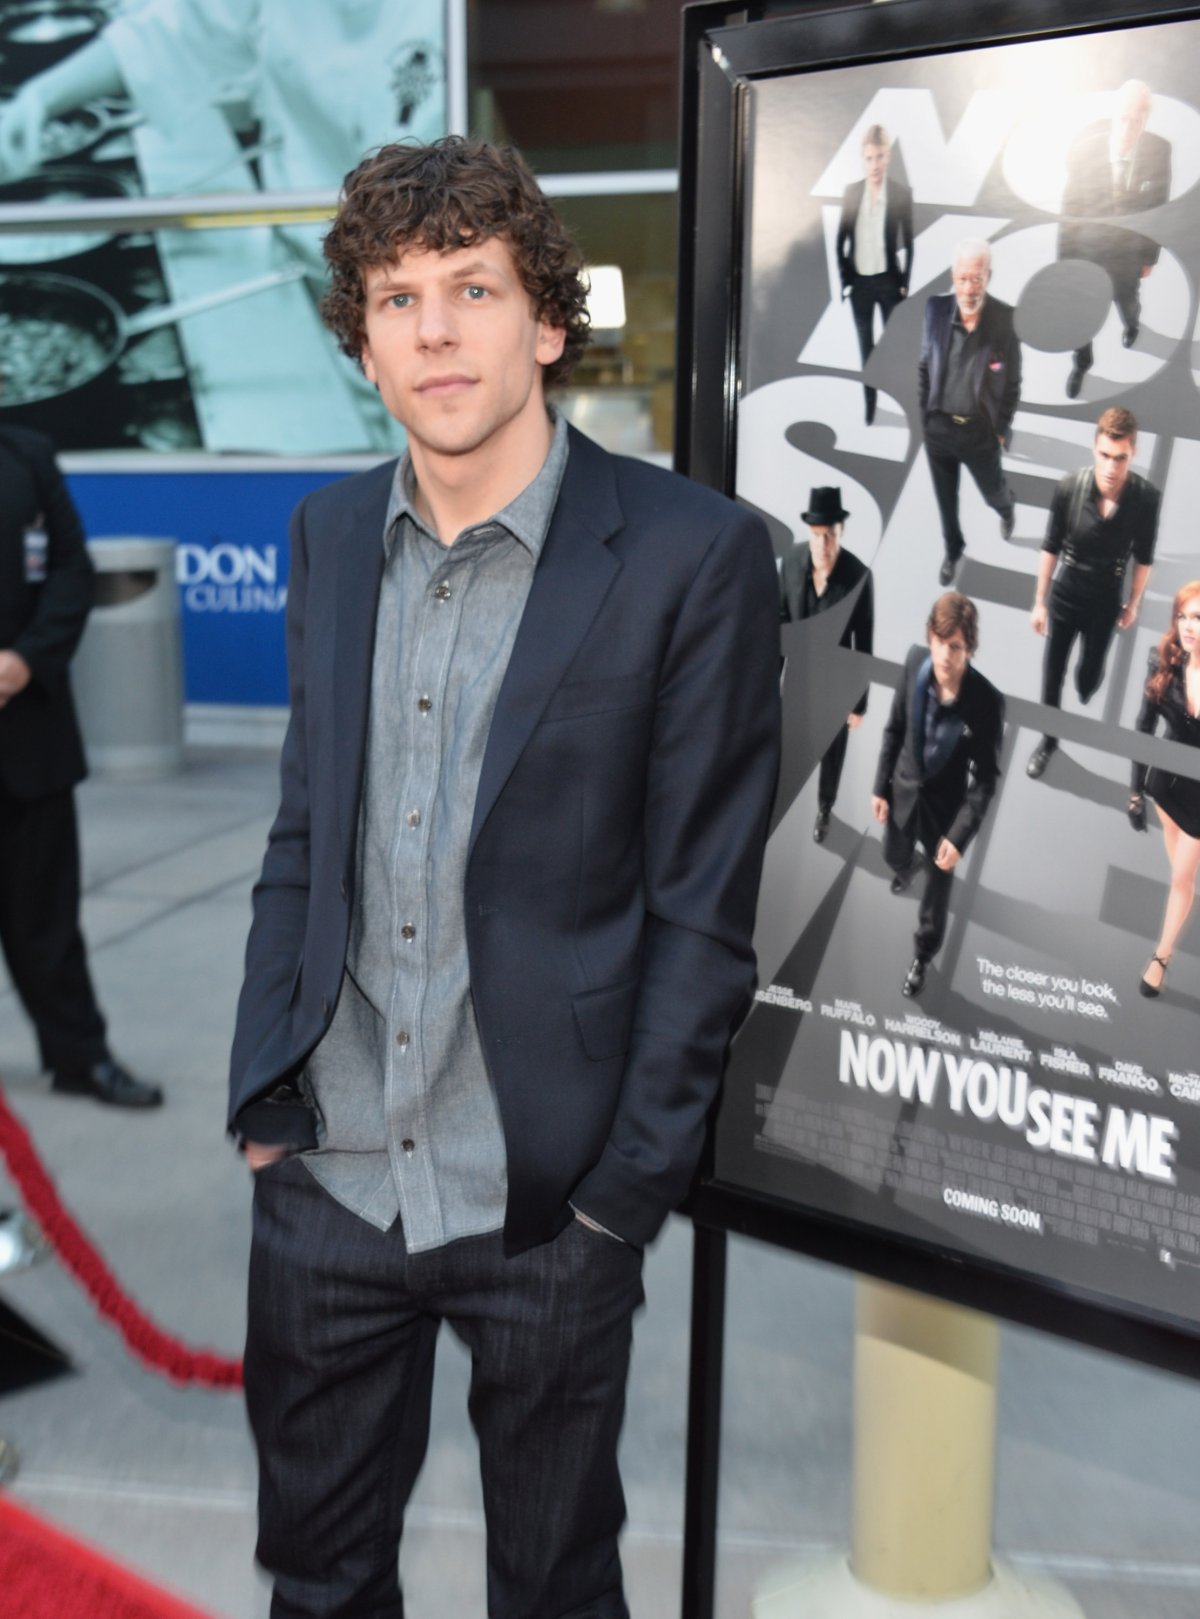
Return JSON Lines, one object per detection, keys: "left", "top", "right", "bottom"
{"left": 395, "top": 1030, "right": 409, "bottom": 1047}
{"left": 433, "top": 582, "right": 451, "bottom": 601}
{"left": 417, "top": 695, "right": 432, "bottom": 713}
{"left": 405, "top": 809, "right": 420, "bottom": 828}
{"left": 401, "top": 1138, "right": 415, "bottom": 1155}
{"left": 400, "top": 922, "right": 416, "bottom": 941}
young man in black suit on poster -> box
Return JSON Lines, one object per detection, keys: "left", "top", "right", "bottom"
{"left": 872, "top": 592, "right": 1004, "bottom": 1000}
{"left": 1059, "top": 79, "right": 1172, "bottom": 399}
{"left": 1027, "top": 406, "right": 1159, "bottom": 780}
{"left": 0, "top": 423, "right": 162, "bottom": 1109}
{"left": 836, "top": 122, "right": 913, "bottom": 425}
{"left": 228, "top": 138, "right": 781, "bottom": 1618}
{"left": 779, "top": 486, "right": 873, "bottom": 844}
{"left": 918, "top": 238, "right": 1021, "bottom": 587}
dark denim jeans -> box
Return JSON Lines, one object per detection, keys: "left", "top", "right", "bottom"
{"left": 245, "top": 1156, "right": 645, "bottom": 1619}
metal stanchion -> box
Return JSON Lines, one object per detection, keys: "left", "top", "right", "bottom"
{"left": 753, "top": 1279, "right": 1087, "bottom": 1618}
{"left": 0, "top": 1211, "right": 49, "bottom": 1275}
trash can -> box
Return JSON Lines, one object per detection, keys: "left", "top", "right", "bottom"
{"left": 72, "top": 537, "right": 184, "bottom": 778}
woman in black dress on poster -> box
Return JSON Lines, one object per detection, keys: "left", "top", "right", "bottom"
{"left": 1130, "top": 580, "right": 1200, "bottom": 995}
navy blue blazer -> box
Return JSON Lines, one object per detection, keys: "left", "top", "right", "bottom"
{"left": 918, "top": 292, "right": 1021, "bottom": 448}
{"left": 228, "top": 426, "right": 782, "bottom": 1252}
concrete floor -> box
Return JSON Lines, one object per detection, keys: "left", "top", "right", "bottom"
{"left": 0, "top": 746, "right": 1197, "bottom": 1618}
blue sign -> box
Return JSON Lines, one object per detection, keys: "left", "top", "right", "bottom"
{"left": 68, "top": 468, "right": 354, "bottom": 706}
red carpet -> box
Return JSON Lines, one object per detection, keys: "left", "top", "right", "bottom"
{"left": 0, "top": 1492, "right": 222, "bottom": 1618}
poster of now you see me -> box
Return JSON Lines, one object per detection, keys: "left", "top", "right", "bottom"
{"left": 713, "top": 8, "right": 1200, "bottom": 1342}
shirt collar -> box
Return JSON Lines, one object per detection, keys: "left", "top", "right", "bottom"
{"left": 1110, "top": 132, "right": 1138, "bottom": 166}
{"left": 384, "top": 407, "right": 570, "bottom": 559}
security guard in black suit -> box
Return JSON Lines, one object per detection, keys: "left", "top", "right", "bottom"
{"left": 0, "top": 424, "right": 161, "bottom": 1106}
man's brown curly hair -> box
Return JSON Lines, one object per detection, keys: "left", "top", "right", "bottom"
{"left": 321, "top": 137, "right": 590, "bottom": 389}
{"left": 927, "top": 591, "right": 979, "bottom": 656}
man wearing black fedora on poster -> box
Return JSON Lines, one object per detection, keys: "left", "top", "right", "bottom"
{"left": 780, "top": 487, "right": 874, "bottom": 844}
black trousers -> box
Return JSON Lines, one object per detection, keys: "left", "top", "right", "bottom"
{"left": 1040, "top": 587, "right": 1121, "bottom": 713}
{"left": 1072, "top": 253, "right": 1142, "bottom": 372}
{"left": 924, "top": 413, "right": 1014, "bottom": 560}
{"left": 849, "top": 273, "right": 902, "bottom": 415}
{"left": 883, "top": 808, "right": 954, "bottom": 962}
{"left": 817, "top": 722, "right": 850, "bottom": 813}
{"left": 0, "top": 785, "right": 107, "bottom": 1074}
{"left": 246, "top": 1157, "right": 645, "bottom": 1619}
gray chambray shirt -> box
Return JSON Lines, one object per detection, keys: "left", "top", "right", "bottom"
{"left": 300, "top": 411, "right": 569, "bottom": 1250}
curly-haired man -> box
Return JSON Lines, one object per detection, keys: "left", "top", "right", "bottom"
{"left": 228, "top": 137, "right": 781, "bottom": 1618}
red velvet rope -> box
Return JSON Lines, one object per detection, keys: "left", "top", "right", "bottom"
{"left": 0, "top": 1085, "right": 242, "bottom": 1389}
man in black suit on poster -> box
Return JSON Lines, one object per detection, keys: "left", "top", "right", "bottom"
{"left": 919, "top": 238, "right": 1020, "bottom": 588}
{"left": 1060, "top": 79, "right": 1171, "bottom": 399}
{"left": 872, "top": 593, "right": 1004, "bottom": 1000}
{"left": 779, "top": 487, "right": 874, "bottom": 844}
{"left": 836, "top": 123, "right": 913, "bottom": 425}
{"left": 0, "top": 424, "right": 161, "bottom": 1107}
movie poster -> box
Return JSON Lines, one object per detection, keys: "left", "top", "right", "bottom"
{"left": 713, "top": 16, "right": 1200, "bottom": 1330}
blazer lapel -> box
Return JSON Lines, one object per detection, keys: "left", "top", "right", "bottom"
{"left": 912, "top": 655, "right": 932, "bottom": 777}
{"left": 332, "top": 463, "right": 391, "bottom": 856}
{"left": 469, "top": 427, "right": 623, "bottom": 856}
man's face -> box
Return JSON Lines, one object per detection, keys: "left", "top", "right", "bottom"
{"left": 952, "top": 254, "right": 989, "bottom": 321}
{"left": 1113, "top": 89, "right": 1150, "bottom": 157}
{"left": 807, "top": 523, "right": 841, "bottom": 573}
{"left": 928, "top": 628, "right": 971, "bottom": 690}
{"left": 1093, "top": 432, "right": 1135, "bottom": 500}
{"left": 359, "top": 235, "right": 565, "bottom": 460}
{"left": 862, "top": 142, "right": 890, "bottom": 185}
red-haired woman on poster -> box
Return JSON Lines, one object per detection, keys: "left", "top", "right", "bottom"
{"left": 1129, "top": 581, "right": 1200, "bottom": 996}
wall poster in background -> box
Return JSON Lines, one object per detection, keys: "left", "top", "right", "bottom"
{"left": 702, "top": 3, "right": 1200, "bottom": 1347}
{"left": 0, "top": 0, "right": 446, "bottom": 455}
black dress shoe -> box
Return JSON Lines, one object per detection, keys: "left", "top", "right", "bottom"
{"left": 999, "top": 510, "right": 1015, "bottom": 542}
{"left": 1065, "top": 365, "right": 1084, "bottom": 400}
{"left": 1026, "top": 738, "right": 1057, "bottom": 780}
{"left": 1122, "top": 324, "right": 1139, "bottom": 349}
{"left": 51, "top": 1059, "right": 163, "bottom": 1109}
{"left": 902, "top": 957, "right": 928, "bottom": 998}
{"left": 890, "top": 868, "right": 915, "bottom": 895}
{"left": 813, "top": 806, "right": 832, "bottom": 844}
{"left": 938, "top": 553, "right": 959, "bottom": 587}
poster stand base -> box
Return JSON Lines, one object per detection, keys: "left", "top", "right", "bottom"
{"left": 753, "top": 1556, "right": 1086, "bottom": 1618}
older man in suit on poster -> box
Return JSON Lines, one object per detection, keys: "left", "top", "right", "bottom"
{"left": 918, "top": 238, "right": 1021, "bottom": 588}
{"left": 1059, "top": 79, "right": 1171, "bottom": 399}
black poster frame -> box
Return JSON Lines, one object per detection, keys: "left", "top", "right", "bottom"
{"left": 676, "top": 0, "right": 1200, "bottom": 1384}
